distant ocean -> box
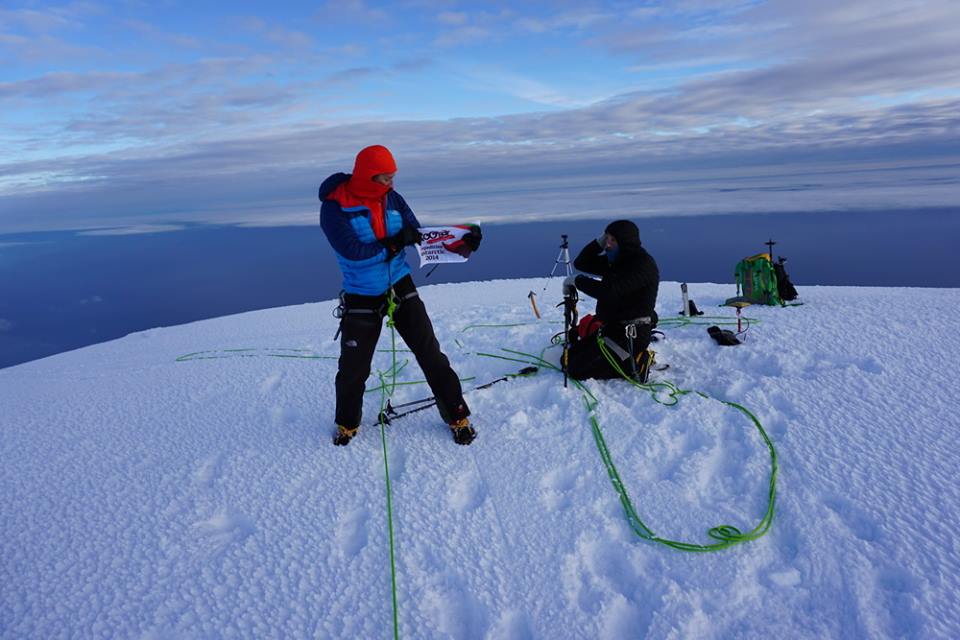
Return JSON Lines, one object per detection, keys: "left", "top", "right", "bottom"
{"left": 1, "top": 208, "right": 957, "bottom": 369}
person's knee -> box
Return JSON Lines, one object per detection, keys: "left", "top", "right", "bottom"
{"left": 396, "top": 302, "right": 443, "bottom": 354}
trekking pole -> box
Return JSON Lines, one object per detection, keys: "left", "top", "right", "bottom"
{"left": 373, "top": 366, "right": 538, "bottom": 426}
{"left": 560, "top": 278, "right": 579, "bottom": 388}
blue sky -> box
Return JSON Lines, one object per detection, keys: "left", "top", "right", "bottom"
{"left": 1, "top": 0, "right": 959, "bottom": 232}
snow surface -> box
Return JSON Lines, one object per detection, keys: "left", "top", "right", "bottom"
{"left": 2, "top": 278, "right": 959, "bottom": 639}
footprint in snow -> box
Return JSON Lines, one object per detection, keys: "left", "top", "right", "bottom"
{"left": 447, "top": 471, "right": 487, "bottom": 512}
{"left": 487, "top": 609, "right": 534, "bottom": 640}
{"left": 260, "top": 371, "right": 285, "bottom": 394}
{"left": 193, "top": 453, "right": 224, "bottom": 488}
{"left": 335, "top": 506, "right": 370, "bottom": 559}
{"left": 599, "top": 595, "right": 647, "bottom": 640}
{"left": 193, "top": 507, "right": 255, "bottom": 557}
{"left": 875, "top": 564, "right": 923, "bottom": 637}
{"left": 825, "top": 353, "right": 885, "bottom": 376}
{"left": 269, "top": 404, "right": 300, "bottom": 427}
{"left": 823, "top": 494, "right": 881, "bottom": 542}
{"left": 769, "top": 568, "right": 802, "bottom": 588}
{"left": 369, "top": 440, "right": 407, "bottom": 482}
{"left": 539, "top": 465, "right": 579, "bottom": 511}
{"left": 561, "top": 535, "right": 661, "bottom": 638}
{"left": 774, "top": 509, "right": 803, "bottom": 562}
{"left": 852, "top": 563, "right": 925, "bottom": 638}
{"left": 420, "top": 571, "right": 489, "bottom": 639}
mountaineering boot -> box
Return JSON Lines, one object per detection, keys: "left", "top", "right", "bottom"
{"left": 333, "top": 424, "right": 358, "bottom": 446}
{"left": 449, "top": 418, "right": 477, "bottom": 445}
{"left": 635, "top": 349, "right": 655, "bottom": 383}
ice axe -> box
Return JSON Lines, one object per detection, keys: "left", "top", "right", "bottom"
{"left": 528, "top": 291, "right": 541, "bottom": 319}
{"left": 560, "top": 276, "right": 579, "bottom": 388}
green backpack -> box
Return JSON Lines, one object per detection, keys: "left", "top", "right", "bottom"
{"left": 734, "top": 253, "right": 782, "bottom": 306}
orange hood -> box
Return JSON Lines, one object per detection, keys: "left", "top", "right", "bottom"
{"left": 346, "top": 145, "right": 397, "bottom": 200}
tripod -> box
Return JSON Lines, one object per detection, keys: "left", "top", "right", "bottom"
{"left": 530, "top": 234, "right": 574, "bottom": 319}
{"left": 546, "top": 234, "right": 573, "bottom": 282}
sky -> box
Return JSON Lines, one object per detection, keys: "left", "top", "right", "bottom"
{"left": 1, "top": 0, "right": 960, "bottom": 233}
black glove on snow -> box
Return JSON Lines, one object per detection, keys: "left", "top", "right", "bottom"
{"left": 707, "top": 325, "right": 741, "bottom": 346}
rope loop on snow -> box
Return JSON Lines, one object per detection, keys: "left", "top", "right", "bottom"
{"left": 474, "top": 341, "right": 778, "bottom": 553}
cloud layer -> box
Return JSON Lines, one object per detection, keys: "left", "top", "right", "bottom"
{"left": 1, "top": 0, "right": 959, "bottom": 233}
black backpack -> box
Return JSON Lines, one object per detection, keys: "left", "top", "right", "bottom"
{"left": 773, "top": 258, "right": 799, "bottom": 302}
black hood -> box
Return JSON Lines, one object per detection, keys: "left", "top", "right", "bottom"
{"left": 318, "top": 172, "right": 350, "bottom": 200}
{"left": 605, "top": 220, "right": 641, "bottom": 253}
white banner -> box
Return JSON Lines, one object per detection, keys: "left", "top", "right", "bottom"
{"left": 414, "top": 225, "right": 479, "bottom": 268}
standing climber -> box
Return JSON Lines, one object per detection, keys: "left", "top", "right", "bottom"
{"left": 319, "top": 145, "right": 482, "bottom": 445}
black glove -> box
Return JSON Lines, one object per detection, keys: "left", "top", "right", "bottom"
{"left": 574, "top": 274, "right": 592, "bottom": 291}
{"left": 398, "top": 225, "right": 422, "bottom": 246}
{"left": 707, "top": 325, "right": 741, "bottom": 346}
{"left": 379, "top": 227, "right": 420, "bottom": 260}
{"left": 462, "top": 227, "right": 482, "bottom": 251}
{"left": 379, "top": 237, "right": 402, "bottom": 260}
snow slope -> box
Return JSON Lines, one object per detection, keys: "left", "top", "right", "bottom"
{"left": 2, "top": 278, "right": 959, "bottom": 639}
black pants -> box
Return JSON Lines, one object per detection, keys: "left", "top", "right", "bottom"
{"left": 335, "top": 276, "right": 469, "bottom": 429}
{"left": 567, "top": 325, "right": 652, "bottom": 381}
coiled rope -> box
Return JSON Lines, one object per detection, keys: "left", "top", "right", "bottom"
{"left": 474, "top": 329, "right": 778, "bottom": 552}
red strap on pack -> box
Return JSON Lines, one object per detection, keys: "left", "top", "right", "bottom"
{"left": 577, "top": 314, "right": 603, "bottom": 339}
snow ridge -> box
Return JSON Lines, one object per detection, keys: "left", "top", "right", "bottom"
{"left": 2, "top": 278, "right": 959, "bottom": 639}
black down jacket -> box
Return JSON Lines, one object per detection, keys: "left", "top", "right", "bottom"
{"left": 572, "top": 219, "right": 660, "bottom": 325}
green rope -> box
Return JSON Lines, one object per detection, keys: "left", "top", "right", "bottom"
{"left": 378, "top": 288, "right": 402, "bottom": 639}
{"left": 656, "top": 314, "right": 760, "bottom": 329}
{"left": 176, "top": 346, "right": 413, "bottom": 362}
{"left": 364, "top": 375, "right": 476, "bottom": 396}
{"left": 460, "top": 321, "right": 544, "bottom": 332}
{"left": 376, "top": 368, "right": 400, "bottom": 639}
{"left": 480, "top": 345, "right": 777, "bottom": 552}
{"left": 176, "top": 348, "right": 338, "bottom": 361}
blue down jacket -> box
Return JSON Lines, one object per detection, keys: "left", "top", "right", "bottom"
{"left": 319, "top": 172, "right": 419, "bottom": 295}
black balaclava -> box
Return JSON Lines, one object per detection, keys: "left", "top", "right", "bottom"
{"left": 604, "top": 220, "right": 641, "bottom": 261}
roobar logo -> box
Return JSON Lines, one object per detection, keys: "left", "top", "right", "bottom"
{"left": 422, "top": 230, "right": 455, "bottom": 244}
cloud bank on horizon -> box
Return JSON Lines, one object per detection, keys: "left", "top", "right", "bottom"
{"left": 1, "top": 0, "right": 959, "bottom": 233}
